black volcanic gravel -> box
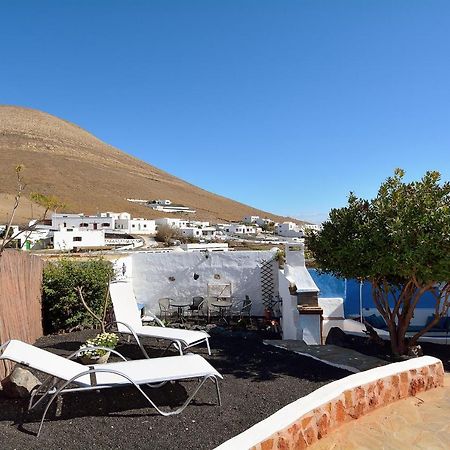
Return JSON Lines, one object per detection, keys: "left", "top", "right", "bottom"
{"left": 0, "top": 329, "right": 349, "bottom": 450}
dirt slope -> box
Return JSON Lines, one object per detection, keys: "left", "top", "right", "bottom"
{"left": 0, "top": 106, "right": 300, "bottom": 225}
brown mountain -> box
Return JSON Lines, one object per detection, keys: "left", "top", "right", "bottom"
{"left": 0, "top": 106, "right": 301, "bottom": 225}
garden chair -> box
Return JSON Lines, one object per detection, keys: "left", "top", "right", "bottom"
{"left": 110, "top": 281, "right": 211, "bottom": 355}
{"left": 240, "top": 295, "right": 252, "bottom": 320}
{"left": 206, "top": 297, "right": 220, "bottom": 323}
{"left": 0, "top": 339, "right": 222, "bottom": 437}
{"left": 188, "top": 296, "right": 204, "bottom": 321}
{"left": 158, "top": 297, "right": 175, "bottom": 321}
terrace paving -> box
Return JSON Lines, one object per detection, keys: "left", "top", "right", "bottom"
{"left": 312, "top": 373, "right": 450, "bottom": 450}
{"left": 264, "top": 340, "right": 388, "bottom": 373}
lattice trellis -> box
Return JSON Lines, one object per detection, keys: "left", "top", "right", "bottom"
{"left": 260, "top": 259, "right": 276, "bottom": 309}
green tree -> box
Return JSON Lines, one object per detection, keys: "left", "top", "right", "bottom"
{"left": 42, "top": 257, "right": 114, "bottom": 333}
{"left": 306, "top": 169, "right": 450, "bottom": 356}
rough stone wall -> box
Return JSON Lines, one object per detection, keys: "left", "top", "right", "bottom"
{"left": 251, "top": 361, "right": 445, "bottom": 450}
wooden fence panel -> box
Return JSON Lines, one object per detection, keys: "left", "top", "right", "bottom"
{"left": 0, "top": 250, "right": 43, "bottom": 379}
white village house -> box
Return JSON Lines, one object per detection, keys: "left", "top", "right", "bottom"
{"left": 275, "top": 221, "right": 304, "bottom": 238}
{"left": 221, "top": 223, "right": 260, "bottom": 236}
{"left": 112, "top": 212, "right": 156, "bottom": 235}
{"left": 52, "top": 213, "right": 114, "bottom": 231}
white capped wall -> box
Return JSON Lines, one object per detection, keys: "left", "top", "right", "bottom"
{"left": 128, "top": 250, "right": 277, "bottom": 316}
{"left": 53, "top": 229, "right": 105, "bottom": 250}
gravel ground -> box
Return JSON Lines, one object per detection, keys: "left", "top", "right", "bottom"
{"left": 0, "top": 329, "right": 349, "bottom": 450}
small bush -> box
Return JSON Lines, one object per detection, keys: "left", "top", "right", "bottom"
{"left": 155, "top": 224, "right": 182, "bottom": 246}
{"left": 42, "top": 257, "right": 114, "bottom": 333}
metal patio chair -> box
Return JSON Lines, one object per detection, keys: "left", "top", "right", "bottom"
{"left": 158, "top": 297, "right": 175, "bottom": 321}
{"left": 188, "top": 296, "right": 205, "bottom": 322}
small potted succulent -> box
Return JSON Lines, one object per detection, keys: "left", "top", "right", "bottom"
{"left": 78, "top": 332, "right": 119, "bottom": 365}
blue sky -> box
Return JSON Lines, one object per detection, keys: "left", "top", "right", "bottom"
{"left": 1, "top": 1, "right": 449, "bottom": 223}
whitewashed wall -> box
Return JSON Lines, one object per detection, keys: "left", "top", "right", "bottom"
{"left": 126, "top": 250, "right": 277, "bottom": 316}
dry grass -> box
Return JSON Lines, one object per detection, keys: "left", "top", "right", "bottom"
{"left": 0, "top": 106, "right": 304, "bottom": 225}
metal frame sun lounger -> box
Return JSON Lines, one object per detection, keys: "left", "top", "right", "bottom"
{"left": 0, "top": 339, "right": 222, "bottom": 437}
{"left": 109, "top": 281, "right": 211, "bottom": 356}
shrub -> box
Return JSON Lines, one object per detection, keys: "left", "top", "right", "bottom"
{"left": 155, "top": 224, "right": 182, "bottom": 246}
{"left": 42, "top": 257, "right": 114, "bottom": 333}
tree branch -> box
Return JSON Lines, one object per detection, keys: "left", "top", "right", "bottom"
{"left": 76, "top": 286, "right": 106, "bottom": 333}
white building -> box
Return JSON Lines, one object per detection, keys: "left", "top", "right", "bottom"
{"left": 114, "top": 213, "right": 156, "bottom": 235}
{"left": 150, "top": 199, "right": 172, "bottom": 206}
{"left": 302, "top": 223, "right": 322, "bottom": 232}
{"left": 52, "top": 213, "right": 114, "bottom": 231}
{"left": 148, "top": 200, "right": 196, "bottom": 214}
{"left": 180, "top": 226, "right": 218, "bottom": 239}
{"left": 53, "top": 229, "right": 106, "bottom": 251}
{"left": 243, "top": 216, "right": 275, "bottom": 228}
{"left": 275, "top": 221, "right": 304, "bottom": 238}
{"left": 256, "top": 218, "right": 275, "bottom": 227}
{"left": 189, "top": 220, "right": 210, "bottom": 228}
{"left": 223, "top": 224, "right": 259, "bottom": 236}
{"left": 243, "top": 215, "right": 260, "bottom": 224}
{"left": 18, "top": 229, "right": 52, "bottom": 250}
{"left": 155, "top": 218, "right": 189, "bottom": 229}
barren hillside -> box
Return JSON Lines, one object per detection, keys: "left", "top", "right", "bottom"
{"left": 0, "top": 106, "right": 300, "bottom": 225}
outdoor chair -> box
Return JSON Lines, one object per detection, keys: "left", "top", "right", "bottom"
{"left": 110, "top": 281, "right": 211, "bottom": 355}
{"left": 189, "top": 296, "right": 205, "bottom": 322}
{"left": 240, "top": 295, "right": 252, "bottom": 319}
{"left": 206, "top": 297, "right": 220, "bottom": 323}
{"left": 0, "top": 339, "right": 222, "bottom": 437}
{"left": 158, "top": 297, "right": 175, "bottom": 321}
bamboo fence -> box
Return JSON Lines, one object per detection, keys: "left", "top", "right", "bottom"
{"left": 0, "top": 250, "right": 43, "bottom": 379}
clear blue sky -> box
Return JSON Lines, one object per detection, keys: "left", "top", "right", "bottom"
{"left": 1, "top": 1, "right": 449, "bottom": 223}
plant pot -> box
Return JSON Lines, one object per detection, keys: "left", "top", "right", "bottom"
{"left": 79, "top": 351, "right": 111, "bottom": 365}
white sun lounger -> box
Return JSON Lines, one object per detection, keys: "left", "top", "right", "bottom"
{"left": 109, "top": 281, "right": 211, "bottom": 356}
{"left": 0, "top": 339, "right": 222, "bottom": 437}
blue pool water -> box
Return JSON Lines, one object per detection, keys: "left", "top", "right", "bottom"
{"left": 308, "top": 269, "right": 439, "bottom": 317}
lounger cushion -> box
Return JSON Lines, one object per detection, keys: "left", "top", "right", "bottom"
{"left": 121, "top": 325, "right": 209, "bottom": 347}
{"left": 0, "top": 340, "right": 222, "bottom": 388}
{"left": 110, "top": 281, "right": 209, "bottom": 347}
{"left": 88, "top": 353, "right": 222, "bottom": 387}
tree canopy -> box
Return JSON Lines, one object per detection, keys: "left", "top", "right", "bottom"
{"left": 306, "top": 169, "right": 450, "bottom": 355}
{"left": 307, "top": 169, "right": 450, "bottom": 285}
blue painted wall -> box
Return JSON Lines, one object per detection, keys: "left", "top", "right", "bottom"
{"left": 308, "top": 269, "right": 439, "bottom": 317}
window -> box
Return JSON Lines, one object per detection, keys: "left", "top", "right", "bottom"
{"left": 74, "top": 237, "right": 82, "bottom": 242}
{"left": 102, "top": 223, "right": 110, "bottom": 227}
{"left": 80, "top": 223, "right": 88, "bottom": 227}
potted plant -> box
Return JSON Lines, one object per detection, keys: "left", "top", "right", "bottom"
{"left": 78, "top": 332, "right": 119, "bottom": 365}
{"left": 75, "top": 281, "right": 118, "bottom": 365}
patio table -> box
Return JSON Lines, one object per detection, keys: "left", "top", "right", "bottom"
{"left": 210, "top": 299, "right": 233, "bottom": 324}
{"left": 170, "top": 300, "right": 192, "bottom": 322}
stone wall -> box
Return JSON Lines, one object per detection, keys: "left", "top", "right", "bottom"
{"left": 215, "top": 356, "right": 444, "bottom": 450}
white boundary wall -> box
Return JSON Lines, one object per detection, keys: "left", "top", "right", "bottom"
{"left": 127, "top": 250, "right": 277, "bottom": 316}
